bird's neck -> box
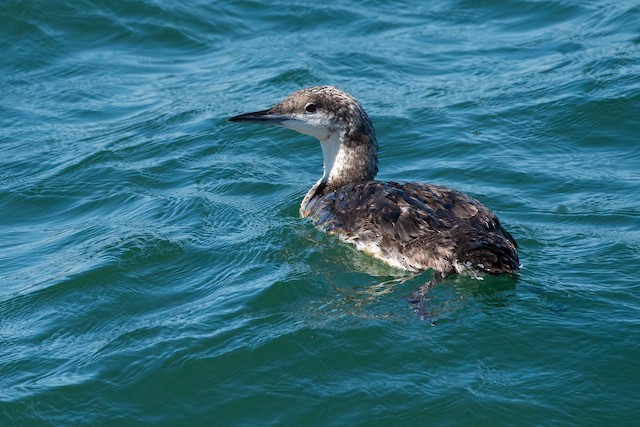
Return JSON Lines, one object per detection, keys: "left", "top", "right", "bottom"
{"left": 300, "top": 129, "right": 378, "bottom": 217}
{"left": 321, "top": 129, "right": 378, "bottom": 187}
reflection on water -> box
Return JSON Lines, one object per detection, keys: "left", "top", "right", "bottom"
{"left": 319, "top": 262, "right": 518, "bottom": 324}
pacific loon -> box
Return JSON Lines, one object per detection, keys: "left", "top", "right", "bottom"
{"left": 229, "top": 86, "right": 519, "bottom": 284}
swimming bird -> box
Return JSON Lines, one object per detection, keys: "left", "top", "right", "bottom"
{"left": 229, "top": 86, "right": 519, "bottom": 283}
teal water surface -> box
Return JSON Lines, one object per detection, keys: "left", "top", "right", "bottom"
{"left": 2, "top": 0, "right": 639, "bottom": 425}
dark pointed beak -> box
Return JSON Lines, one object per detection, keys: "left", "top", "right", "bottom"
{"left": 228, "top": 109, "right": 287, "bottom": 125}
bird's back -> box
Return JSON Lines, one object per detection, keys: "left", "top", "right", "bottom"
{"left": 303, "top": 181, "right": 519, "bottom": 275}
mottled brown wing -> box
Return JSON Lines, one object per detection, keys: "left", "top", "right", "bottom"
{"left": 308, "top": 181, "right": 519, "bottom": 274}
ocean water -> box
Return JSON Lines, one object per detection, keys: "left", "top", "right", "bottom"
{"left": 1, "top": 0, "right": 639, "bottom": 425}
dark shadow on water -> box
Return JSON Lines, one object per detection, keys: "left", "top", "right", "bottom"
{"left": 316, "top": 261, "right": 518, "bottom": 324}
{"left": 407, "top": 273, "right": 519, "bottom": 324}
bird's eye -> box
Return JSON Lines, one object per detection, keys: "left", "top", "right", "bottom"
{"left": 305, "top": 103, "right": 317, "bottom": 113}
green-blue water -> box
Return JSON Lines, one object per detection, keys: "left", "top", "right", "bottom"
{"left": 2, "top": 0, "right": 639, "bottom": 425}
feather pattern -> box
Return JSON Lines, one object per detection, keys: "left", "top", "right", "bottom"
{"left": 302, "top": 181, "right": 519, "bottom": 275}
